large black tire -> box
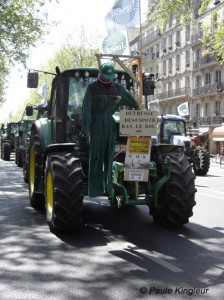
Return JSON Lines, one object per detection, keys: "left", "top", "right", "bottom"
{"left": 23, "top": 160, "right": 28, "bottom": 183}
{"left": 45, "top": 152, "right": 84, "bottom": 232}
{"left": 150, "top": 152, "right": 196, "bottom": 226}
{"left": 193, "top": 149, "right": 210, "bottom": 176}
{"left": 17, "top": 146, "right": 23, "bottom": 167}
{"left": 28, "top": 131, "right": 45, "bottom": 209}
{"left": 3, "top": 142, "right": 11, "bottom": 161}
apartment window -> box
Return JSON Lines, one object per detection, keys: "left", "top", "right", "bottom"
{"left": 176, "top": 55, "right": 180, "bottom": 70}
{"left": 215, "top": 101, "right": 221, "bottom": 115}
{"left": 186, "top": 50, "right": 190, "bottom": 67}
{"left": 168, "top": 82, "right": 173, "bottom": 92}
{"left": 168, "top": 15, "right": 173, "bottom": 28}
{"left": 176, "top": 79, "right": 180, "bottom": 90}
{"left": 196, "top": 103, "right": 201, "bottom": 117}
{"left": 168, "top": 35, "right": 172, "bottom": 49}
{"left": 162, "top": 38, "right": 166, "bottom": 51}
{"left": 198, "top": 22, "right": 203, "bottom": 38}
{"left": 196, "top": 75, "right": 201, "bottom": 87}
{"left": 215, "top": 70, "right": 221, "bottom": 82}
{"left": 205, "top": 73, "right": 211, "bottom": 85}
{"left": 156, "top": 44, "right": 160, "bottom": 57}
{"left": 205, "top": 103, "right": 210, "bottom": 116}
{"left": 185, "top": 25, "right": 190, "bottom": 42}
{"left": 185, "top": 76, "right": 190, "bottom": 88}
{"left": 168, "top": 58, "right": 172, "bottom": 73}
{"left": 176, "top": 31, "right": 180, "bottom": 45}
{"left": 156, "top": 65, "right": 159, "bottom": 78}
{"left": 163, "top": 60, "right": 166, "bottom": 75}
{"left": 196, "top": 49, "right": 200, "bottom": 60}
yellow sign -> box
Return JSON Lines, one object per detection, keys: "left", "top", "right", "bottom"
{"left": 124, "top": 137, "right": 152, "bottom": 182}
{"left": 128, "top": 137, "right": 150, "bottom": 154}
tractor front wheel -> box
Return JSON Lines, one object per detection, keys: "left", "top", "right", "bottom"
{"left": 150, "top": 152, "right": 196, "bottom": 226}
{"left": 45, "top": 152, "right": 84, "bottom": 232}
{"left": 28, "top": 131, "right": 45, "bottom": 209}
{"left": 3, "top": 142, "right": 11, "bottom": 161}
{"left": 193, "top": 149, "right": 210, "bottom": 176}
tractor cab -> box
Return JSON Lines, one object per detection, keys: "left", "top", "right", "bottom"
{"left": 157, "top": 115, "right": 190, "bottom": 146}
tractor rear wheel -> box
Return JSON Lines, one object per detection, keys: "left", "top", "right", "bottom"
{"left": 17, "top": 146, "right": 23, "bottom": 167}
{"left": 150, "top": 152, "right": 196, "bottom": 226}
{"left": 193, "top": 149, "right": 210, "bottom": 176}
{"left": 45, "top": 152, "right": 84, "bottom": 232}
{"left": 23, "top": 160, "right": 28, "bottom": 183}
{"left": 3, "top": 142, "right": 11, "bottom": 161}
{"left": 28, "top": 131, "right": 45, "bottom": 209}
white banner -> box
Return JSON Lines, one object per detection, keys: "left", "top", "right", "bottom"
{"left": 101, "top": 0, "right": 140, "bottom": 56}
{"left": 105, "top": 0, "right": 140, "bottom": 34}
{"left": 177, "top": 102, "right": 189, "bottom": 116}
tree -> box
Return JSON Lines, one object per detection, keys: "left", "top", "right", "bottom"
{"left": 10, "top": 27, "right": 99, "bottom": 121}
{"left": 147, "top": 0, "right": 224, "bottom": 63}
{"left": 0, "top": 0, "right": 58, "bottom": 106}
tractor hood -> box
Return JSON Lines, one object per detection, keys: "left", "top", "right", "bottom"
{"left": 171, "top": 135, "right": 192, "bottom": 148}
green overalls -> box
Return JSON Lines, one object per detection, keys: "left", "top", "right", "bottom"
{"left": 81, "top": 79, "right": 138, "bottom": 197}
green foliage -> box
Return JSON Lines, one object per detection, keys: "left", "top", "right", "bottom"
{"left": 0, "top": 0, "right": 58, "bottom": 106}
{"left": 11, "top": 27, "right": 99, "bottom": 121}
{"left": 147, "top": 0, "right": 192, "bottom": 28}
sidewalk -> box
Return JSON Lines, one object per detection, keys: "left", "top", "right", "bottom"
{"left": 210, "top": 156, "right": 224, "bottom": 168}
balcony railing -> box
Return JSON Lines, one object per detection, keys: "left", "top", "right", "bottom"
{"left": 193, "top": 82, "right": 222, "bottom": 97}
{"left": 141, "top": 29, "right": 161, "bottom": 47}
{"left": 190, "top": 115, "right": 224, "bottom": 126}
{"left": 191, "top": 32, "right": 203, "bottom": 44}
{"left": 193, "top": 54, "right": 218, "bottom": 69}
{"left": 157, "top": 87, "right": 190, "bottom": 100}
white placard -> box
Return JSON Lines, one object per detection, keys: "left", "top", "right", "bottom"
{"left": 120, "top": 110, "right": 158, "bottom": 136}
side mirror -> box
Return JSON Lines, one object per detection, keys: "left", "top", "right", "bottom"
{"left": 27, "top": 71, "right": 39, "bottom": 88}
{"left": 26, "top": 105, "right": 34, "bottom": 116}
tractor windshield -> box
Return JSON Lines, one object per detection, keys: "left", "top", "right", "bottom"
{"left": 162, "top": 119, "right": 186, "bottom": 143}
{"left": 66, "top": 70, "right": 133, "bottom": 119}
{"left": 67, "top": 76, "right": 97, "bottom": 118}
{"left": 9, "top": 123, "right": 19, "bottom": 134}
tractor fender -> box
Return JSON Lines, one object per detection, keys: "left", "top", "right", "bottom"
{"left": 31, "top": 118, "right": 51, "bottom": 152}
{"left": 151, "top": 144, "right": 184, "bottom": 157}
{"left": 44, "top": 143, "right": 76, "bottom": 160}
{"left": 31, "top": 118, "right": 77, "bottom": 169}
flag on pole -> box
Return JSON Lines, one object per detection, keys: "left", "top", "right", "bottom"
{"left": 177, "top": 102, "right": 189, "bottom": 116}
{"left": 148, "top": 99, "right": 160, "bottom": 113}
{"left": 101, "top": 0, "right": 140, "bottom": 56}
{"left": 105, "top": 0, "right": 140, "bottom": 34}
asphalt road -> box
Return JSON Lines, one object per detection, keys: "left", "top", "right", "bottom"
{"left": 0, "top": 157, "right": 224, "bottom": 300}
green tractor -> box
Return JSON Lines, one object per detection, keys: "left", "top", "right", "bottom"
{"left": 27, "top": 67, "right": 196, "bottom": 233}
{"left": 0, "top": 122, "right": 19, "bottom": 161}
{"left": 156, "top": 115, "right": 210, "bottom": 176}
{"left": 15, "top": 103, "right": 48, "bottom": 182}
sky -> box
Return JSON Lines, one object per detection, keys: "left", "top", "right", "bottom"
{"left": 0, "top": 0, "right": 148, "bottom": 122}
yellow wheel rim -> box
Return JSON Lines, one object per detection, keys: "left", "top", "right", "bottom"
{"left": 46, "top": 171, "right": 54, "bottom": 216}
{"left": 29, "top": 145, "right": 35, "bottom": 194}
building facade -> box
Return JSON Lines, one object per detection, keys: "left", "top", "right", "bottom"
{"left": 137, "top": 0, "right": 224, "bottom": 154}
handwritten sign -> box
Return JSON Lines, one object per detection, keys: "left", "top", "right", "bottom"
{"left": 120, "top": 110, "right": 158, "bottom": 136}
{"left": 124, "top": 137, "right": 151, "bottom": 182}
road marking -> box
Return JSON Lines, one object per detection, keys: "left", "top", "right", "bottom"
{"left": 197, "top": 192, "right": 224, "bottom": 200}
{"left": 197, "top": 187, "right": 224, "bottom": 195}
{"left": 89, "top": 224, "right": 184, "bottom": 273}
